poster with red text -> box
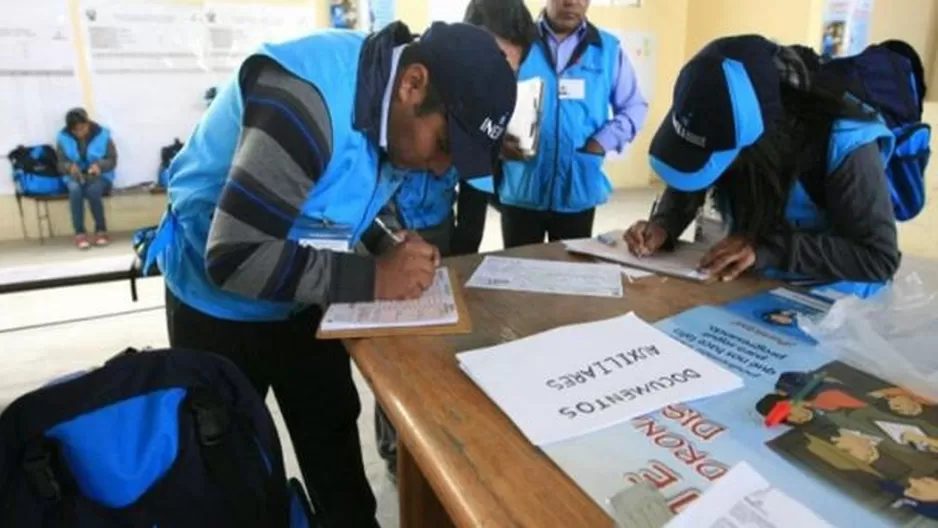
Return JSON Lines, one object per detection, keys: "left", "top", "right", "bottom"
{"left": 542, "top": 289, "right": 934, "bottom": 527}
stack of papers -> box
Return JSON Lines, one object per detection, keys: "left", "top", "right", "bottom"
{"left": 466, "top": 256, "right": 623, "bottom": 298}
{"left": 458, "top": 313, "right": 743, "bottom": 445}
{"left": 320, "top": 267, "right": 457, "bottom": 332}
{"left": 506, "top": 77, "right": 545, "bottom": 157}
{"left": 564, "top": 231, "right": 711, "bottom": 282}
{"left": 664, "top": 462, "right": 832, "bottom": 528}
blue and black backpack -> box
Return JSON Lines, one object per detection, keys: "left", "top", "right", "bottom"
{"left": 7, "top": 144, "right": 66, "bottom": 196}
{"left": 813, "top": 40, "right": 931, "bottom": 221}
{"left": 0, "top": 348, "right": 318, "bottom": 528}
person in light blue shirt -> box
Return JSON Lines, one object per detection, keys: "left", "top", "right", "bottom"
{"left": 500, "top": 0, "right": 649, "bottom": 247}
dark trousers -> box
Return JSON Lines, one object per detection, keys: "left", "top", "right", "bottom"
{"left": 451, "top": 184, "right": 490, "bottom": 256}
{"left": 500, "top": 204, "right": 596, "bottom": 248}
{"left": 373, "top": 217, "right": 456, "bottom": 479}
{"left": 165, "top": 289, "right": 377, "bottom": 528}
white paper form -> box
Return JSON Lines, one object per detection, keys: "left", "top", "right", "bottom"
{"left": 564, "top": 231, "right": 711, "bottom": 282}
{"left": 466, "top": 256, "right": 623, "bottom": 298}
{"left": 664, "top": 462, "right": 832, "bottom": 528}
{"left": 506, "top": 77, "right": 544, "bottom": 156}
{"left": 320, "top": 267, "right": 457, "bottom": 332}
{"left": 458, "top": 313, "right": 742, "bottom": 446}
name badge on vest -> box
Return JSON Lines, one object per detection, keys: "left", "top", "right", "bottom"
{"left": 294, "top": 224, "right": 353, "bottom": 253}
{"left": 559, "top": 78, "right": 586, "bottom": 100}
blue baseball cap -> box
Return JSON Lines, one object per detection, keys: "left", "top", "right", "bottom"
{"left": 419, "top": 22, "right": 517, "bottom": 179}
{"left": 649, "top": 36, "right": 782, "bottom": 192}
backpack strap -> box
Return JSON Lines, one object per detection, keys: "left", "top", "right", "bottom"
{"left": 189, "top": 389, "right": 287, "bottom": 528}
{"left": 20, "top": 440, "right": 78, "bottom": 528}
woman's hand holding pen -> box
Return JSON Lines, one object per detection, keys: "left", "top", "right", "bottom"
{"left": 374, "top": 231, "right": 440, "bottom": 300}
{"left": 624, "top": 220, "right": 668, "bottom": 257}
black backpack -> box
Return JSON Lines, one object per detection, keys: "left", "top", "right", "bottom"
{"left": 0, "top": 348, "right": 317, "bottom": 528}
{"left": 7, "top": 145, "right": 65, "bottom": 196}
{"left": 806, "top": 41, "right": 931, "bottom": 221}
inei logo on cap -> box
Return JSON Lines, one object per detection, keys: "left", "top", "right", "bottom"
{"left": 672, "top": 113, "right": 707, "bottom": 148}
{"left": 479, "top": 113, "right": 509, "bottom": 141}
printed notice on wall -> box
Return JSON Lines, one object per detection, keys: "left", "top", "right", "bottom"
{"left": 74, "top": 0, "right": 318, "bottom": 189}
{"left": 458, "top": 313, "right": 742, "bottom": 445}
{"left": 0, "top": 0, "right": 82, "bottom": 195}
{"left": 0, "top": 0, "right": 75, "bottom": 73}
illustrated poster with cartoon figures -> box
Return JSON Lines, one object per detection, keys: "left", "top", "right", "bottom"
{"left": 766, "top": 361, "right": 938, "bottom": 523}
{"left": 544, "top": 288, "right": 938, "bottom": 526}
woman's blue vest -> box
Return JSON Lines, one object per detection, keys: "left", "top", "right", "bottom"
{"left": 763, "top": 118, "right": 896, "bottom": 299}
{"left": 57, "top": 127, "right": 115, "bottom": 183}
{"left": 393, "top": 167, "right": 459, "bottom": 230}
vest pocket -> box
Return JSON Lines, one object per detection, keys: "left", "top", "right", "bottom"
{"left": 565, "top": 150, "right": 611, "bottom": 212}
{"left": 500, "top": 161, "right": 543, "bottom": 209}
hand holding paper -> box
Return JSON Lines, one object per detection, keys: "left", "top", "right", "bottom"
{"left": 505, "top": 77, "right": 544, "bottom": 157}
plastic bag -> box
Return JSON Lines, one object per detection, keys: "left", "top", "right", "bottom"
{"left": 800, "top": 257, "right": 938, "bottom": 401}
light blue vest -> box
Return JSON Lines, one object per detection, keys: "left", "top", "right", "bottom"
{"left": 394, "top": 166, "right": 459, "bottom": 230}
{"left": 500, "top": 30, "right": 619, "bottom": 213}
{"left": 155, "top": 31, "right": 402, "bottom": 322}
{"left": 763, "top": 118, "right": 896, "bottom": 299}
{"left": 57, "top": 127, "right": 115, "bottom": 183}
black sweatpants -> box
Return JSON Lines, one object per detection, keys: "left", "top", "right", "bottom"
{"left": 500, "top": 204, "right": 596, "bottom": 248}
{"left": 165, "top": 289, "right": 377, "bottom": 528}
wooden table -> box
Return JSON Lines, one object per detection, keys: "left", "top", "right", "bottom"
{"left": 345, "top": 244, "right": 775, "bottom": 527}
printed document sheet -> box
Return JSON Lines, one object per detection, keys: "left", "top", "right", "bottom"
{"left": 458, "top": 313, "right": 742, "bottom": 445}
{"left": 564, "top": 231, "right": 711, "bottom": 282}
{"left": 320, "top": 268, "right": 457, "bottom": 332}
{"left": 664, "top": 462, "right": 832, "bottom": 528}
{"left": 506, "top": 77, "right": 544, "bottom": 156}
{"left": 466, "top": 256, "right": 623, "bottom": 298}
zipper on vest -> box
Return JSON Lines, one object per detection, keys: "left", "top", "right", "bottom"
{"left": 540, "top": 33, "right": 593, "bottom": 211}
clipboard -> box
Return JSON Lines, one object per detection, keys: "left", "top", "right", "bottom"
{"left": 564, "top": 236, "right": 714, "bottom": 284}
{"left": 316, "top": 269, "right": 473, "bottom": 340}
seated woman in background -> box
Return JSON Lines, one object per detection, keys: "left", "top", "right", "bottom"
{"left": 56, "top": 108, "right": 118, "bottom": 249}
{"left": 624, "top": 36, "right": 900, "bottom": 299}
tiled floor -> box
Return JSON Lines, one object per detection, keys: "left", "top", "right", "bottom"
{"left": 0, "top": 189, "right": 656, "bottom": 527}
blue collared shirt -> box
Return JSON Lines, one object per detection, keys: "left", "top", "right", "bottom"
{"left": 539, "top": 18, "right": 649, "bottom": 153}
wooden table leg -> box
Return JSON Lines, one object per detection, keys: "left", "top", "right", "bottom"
{"left": 398, "top": 442, "right": 455, "bottom": 528}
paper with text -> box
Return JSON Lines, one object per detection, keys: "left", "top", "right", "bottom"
{"left": 458, "top": 313, "right": 742, "bottom": 446}
{"left": 506, "top": 77, "right": 544, "bottom": 156}
{"left": 466, "top": 256, "right": 623, "bottom": 298}
{"left": 564, "top": 232, "right": 711, "bottom": 282}
{"left": 664, "top": 462, "right": 832, "bottom": 528}
{"left": 320, "top": 267, "right": 457, "bottom": 331}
